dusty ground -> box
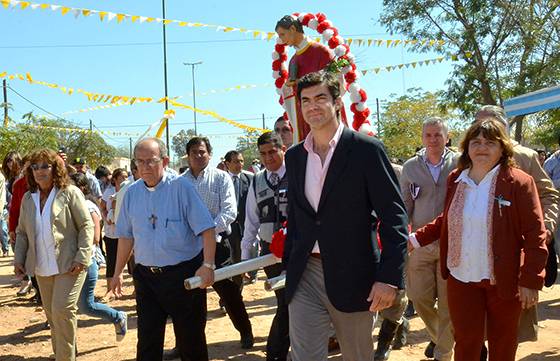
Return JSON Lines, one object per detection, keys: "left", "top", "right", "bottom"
{"left": 0, "top": 255, "right": 559, "bottom": 361}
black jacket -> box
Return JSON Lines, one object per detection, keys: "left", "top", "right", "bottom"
{"left": 283, "top": 128, "right": 408, "bottom": 312}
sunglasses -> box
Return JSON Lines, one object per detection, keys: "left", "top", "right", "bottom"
{"left": 30, "top": 163, "right": 52, "bottom": 171}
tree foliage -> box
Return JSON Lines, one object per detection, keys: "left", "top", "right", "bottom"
{"left": 380, "top": 0, "right": 560, "bottom": 140}
{"left": 380, "top": 89, "right": 465, "bottom": 161}
{"left": 236, "top": 129, "right": 261, "bottom": 169}
{"left": 0, "top": 112, "right": 116, "bottom": 169}
{"left": 171, "top": 128, "right": 197, "bottom": 158}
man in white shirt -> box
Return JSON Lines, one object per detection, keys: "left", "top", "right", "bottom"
{"left": 241, "top": 132, "right": 290, "bottom": 361}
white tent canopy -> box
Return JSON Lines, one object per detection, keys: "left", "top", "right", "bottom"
{"left": 504, "top": 85, "right": 560, "bottom": 117}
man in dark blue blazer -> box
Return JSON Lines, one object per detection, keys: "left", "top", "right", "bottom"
{"left": 284, "top": 71, "right": 409, "bottom": 361}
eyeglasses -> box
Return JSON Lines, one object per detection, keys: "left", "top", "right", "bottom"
{"left": 134, "top": 158, "right": 162, "bottom": 167}
{"left": 30, "top": 163, "right": 52, "bottom": 171}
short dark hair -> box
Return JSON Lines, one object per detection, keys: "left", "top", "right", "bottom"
{"left": 257, "top": 131, "right": 283, "bottom": 149}
{"left": 224, "top": 150, "right": 241, "bottom": 162}
{"left": 275, "top": 15, "right": 303, "bottom": 33}
{"left": 95, "top": 165, "right": 111, "bottom": 179}
{"left": 186, "top": 136, "right": 212, "bottom": 155}
{"left": 297, "top": 71, "right": 341, "bottom": 102}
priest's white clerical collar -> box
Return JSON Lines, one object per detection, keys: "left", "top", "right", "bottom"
{"left": 295, "top": 36, "right": 311, "bottom": 51}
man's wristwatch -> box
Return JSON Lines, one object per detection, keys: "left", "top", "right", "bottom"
{"left": 202, "top": 262, "right": 216, "bottom": 270}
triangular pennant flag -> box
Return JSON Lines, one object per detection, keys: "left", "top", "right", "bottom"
{"left": 437, "top": 57, "right": 444, "bottom": 63}
{"left": 386, "top": 66, "right": 392, "bottom": 72}
{"left": 404, "top": 40, "right": 410, "bottom": 45}
{"left": 72, "top": 9, "right": 80, "bottom": 18}
{"left": 361, "top": 70, "right": 367, "bottom": 76}
{"left": 116, "top": 13, "right": 125, "bottom": 23}
{"left": 20, "top": 1, "right": 30, "bottom": 10}
{"left": 223, "top": 27, "right": 235, "bottom": 32}
{"left": 25, "top": 72, "right": 33, "bottom": 83}
{"left": 139, "top": 16, "right": 147, "bottom": 23}
{"left": 40, "top": 3, "right": 49, "bottom": 9}
{"left": 155, "top": 18, "right": 162, "bottom": 23}
{"left": 178, "top": 21, "right": 188, "bottom": 26}
{"left": 146, "top": 17, "right": 155, "bottom": 22}
{"left": 405, "top": 63, "right": 411, "bottom": 68}
{"left": 438, "top": 40, "right": 445, "bottom": 46}
{"left": 424, "top": 60, "right": 430, "bottom": 65}
{"left": 163, "top": 19, "right": 173, "bottom": 25}
{"left": 429, "top": 40, "right": 436, "bottom": 46}
{"left": 253, "top": 31, "right": 260, "bottom": 38}
{"left": 398, "top": 64, "right": 404, "bottom": 69}
{"left": 357, "top": 39, "right": 363, "bottom": 46}
{"left": 130, "top": 15, "right": 139, "bottom": 22}
{"left": 0, "top": 72, "right": 6, "bottom": 78}
{"left": 451, "top": 55, "right": 458, "bottom": 61}
{"left": 386, "top": 39, "right": 393, "bottom": 47}
{"left": 60, "top": 6, "right": 70, "bottom": 15}
{"left": 394, "top": 39, "right": 401, "bottom": 46}
{"left": 1, "top": 0, "right": 10, "bottom": 9}
{"left": 465, "top": 51, "right": 473, "bottom": 58}
{"left": 99, "top": 11, "right": 107, "bottom": 21}
{"left": 376, "top": 40, "right": 383, "bottom": 46}
{"left": 50, "top": 5, "right": 61, "bottom": 11}
{"left": 107, "top": 12, "right": 117, "bottom": 22}
{"left": 347, "top": 38, "right": 353, "bottom": 45}
{"left": 411, "top": 62, "right": 417, "bottom": 68}
{"left": 82, "top": 9, "right": 90, "bottom": 16}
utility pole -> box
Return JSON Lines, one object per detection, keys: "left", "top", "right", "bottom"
{"left": 161, "top": 0, "right": 170, "bottom": 154}
{"left": 262, "top": 113, "right": 266, "bottom": 129}
{"left": 183, "top": 61, "right": 203, "bottom": 135}
{"left": 129, "top": 137, "right": 133, "bottom": 159}
{"left": 2, "top": 79, "right": 8, "bottom": 127}
{"left": 376, "top": 98, "right": 381, "bottom": 136}
{"left": 89, "top": 119, "right": 93, "bottom": 132}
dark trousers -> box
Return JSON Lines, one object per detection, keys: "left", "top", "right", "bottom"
{"left": 227, "top": 222, "right": 243, "bottom": 288}
{"left": 261, "top": 241, "right": 290, "bottom": 361}
{"left": 212, "top": 278, "right": 252, "bottom": 336}
{"left": 134, "top": 253, "right": 208, "bottom": 361}
{"left": 447, "top": 276, "right": 522, "bottom": 361}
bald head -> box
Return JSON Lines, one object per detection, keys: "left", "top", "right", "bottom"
{"left": 133, "top": 137, "right": 170, "bottom": 187}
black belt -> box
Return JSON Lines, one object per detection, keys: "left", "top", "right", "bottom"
{"left": 139, "top": 261, "right": 186, "bottom": 274}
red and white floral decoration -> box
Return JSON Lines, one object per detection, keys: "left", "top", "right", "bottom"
{"left": 272, "top": 12, "right": 373, "bottom": 135}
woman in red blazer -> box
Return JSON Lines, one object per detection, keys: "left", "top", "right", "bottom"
{"left": 410, "top": 118, "right": 548, "bottom": 361}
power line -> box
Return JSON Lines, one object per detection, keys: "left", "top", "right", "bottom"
{"left": 93, "top": 116, "right": 276, "bottom": 129}
{"left": 7, "top": 85, "right": 66, "bottom": 120}
{"left": 0, "top": 33, "right": 390, "bottom": 49}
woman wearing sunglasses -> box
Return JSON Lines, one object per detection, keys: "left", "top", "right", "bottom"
{"left": 14, "top": 148, "right": 94, "bottom": 361}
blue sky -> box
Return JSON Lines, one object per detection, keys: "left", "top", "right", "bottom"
{"left": 1, "top": 0, "right": 455, "bottom": 165}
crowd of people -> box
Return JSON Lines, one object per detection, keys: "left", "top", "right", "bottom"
{"left": 0, "top": 69, "right": 557, "bottom": 361}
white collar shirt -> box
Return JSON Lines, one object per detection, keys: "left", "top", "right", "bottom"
{"left": 303, "top": 123, "right": 345, "bottom": 253}
{"left": 449, "top": 165, "right": 500, "bottom": 283}
{"left": 32, "top": 187, "right": 59, "bottom": 277}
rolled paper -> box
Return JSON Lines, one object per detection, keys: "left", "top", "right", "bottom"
{"left": 184, "top": 254, "right": 280, "bottom": 290}
{"left": 264, "top": 274, "right": 286, "bottom": 292}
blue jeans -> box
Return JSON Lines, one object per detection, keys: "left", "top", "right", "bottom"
{"left": 79, "top": 260, "right": 122, "bottom": 324}
{"left": 0, "top": 219, "right": 8, "bottom": 253}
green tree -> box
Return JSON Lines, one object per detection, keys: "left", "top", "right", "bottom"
{"left": 0, "top": 112, "right": 116, "bottom": 169}
{"left": 380, "top": 89, "right": 464, "bottom": 161}
{"left": 171, "top": 129, "right": 197, "bottom": 158}
{"left": 236, "top": 129, "right": 261, "bottom": 169}
{"left": 380, "top": 0, "right": 560, "bottom": 140}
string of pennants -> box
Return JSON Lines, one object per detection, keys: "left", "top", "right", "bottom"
{"left": 61, "top": 83, "right": 273, "bottom": 116}
{"left": 0, "top": 71, "right": 266, "bottom": 132}
{"left": 1, "top": 0, "right": 449, "bottom": 48}
{"left": 360, "top": 52, "right": 472, "bottom": 76}
{"left": 20, "top": 122, "right": 260, "bottom": 139}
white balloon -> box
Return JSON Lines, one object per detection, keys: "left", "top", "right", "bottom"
{"left": 335, "top": 45, "right": 347, "bottom": 57}
{"left": 276, "top": 87, "right": 283, "bottom": 95}
{"left": 272, "top": 71, "right": 280, "bottom": 79}
{"left": 347, "top": 82, "right": 361, "bottom": 94}
{"left": 322, "top": 29, "right": 334, "bottom": 42}
{"left": 308, "top": 19, "right": 319, "bottom": 30}
{"left": 297, "top": 13, "right": 308, "bottom": 22}
{"left": 272, "top": 51, "right": 280, "bottom": 60}
{"left": 356, "top": 102, "right": 368, "bottom": 112}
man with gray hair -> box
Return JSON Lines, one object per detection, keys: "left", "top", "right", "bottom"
{"left": 111, "top": 137, "right": 217, "bottom": 361}
{"left": 400, "top": 117, "right": 458, "bottom": 361}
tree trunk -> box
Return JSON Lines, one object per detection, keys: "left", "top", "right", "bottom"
{"left": 513, "top": 115, "right": 525, "bottom": 142}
